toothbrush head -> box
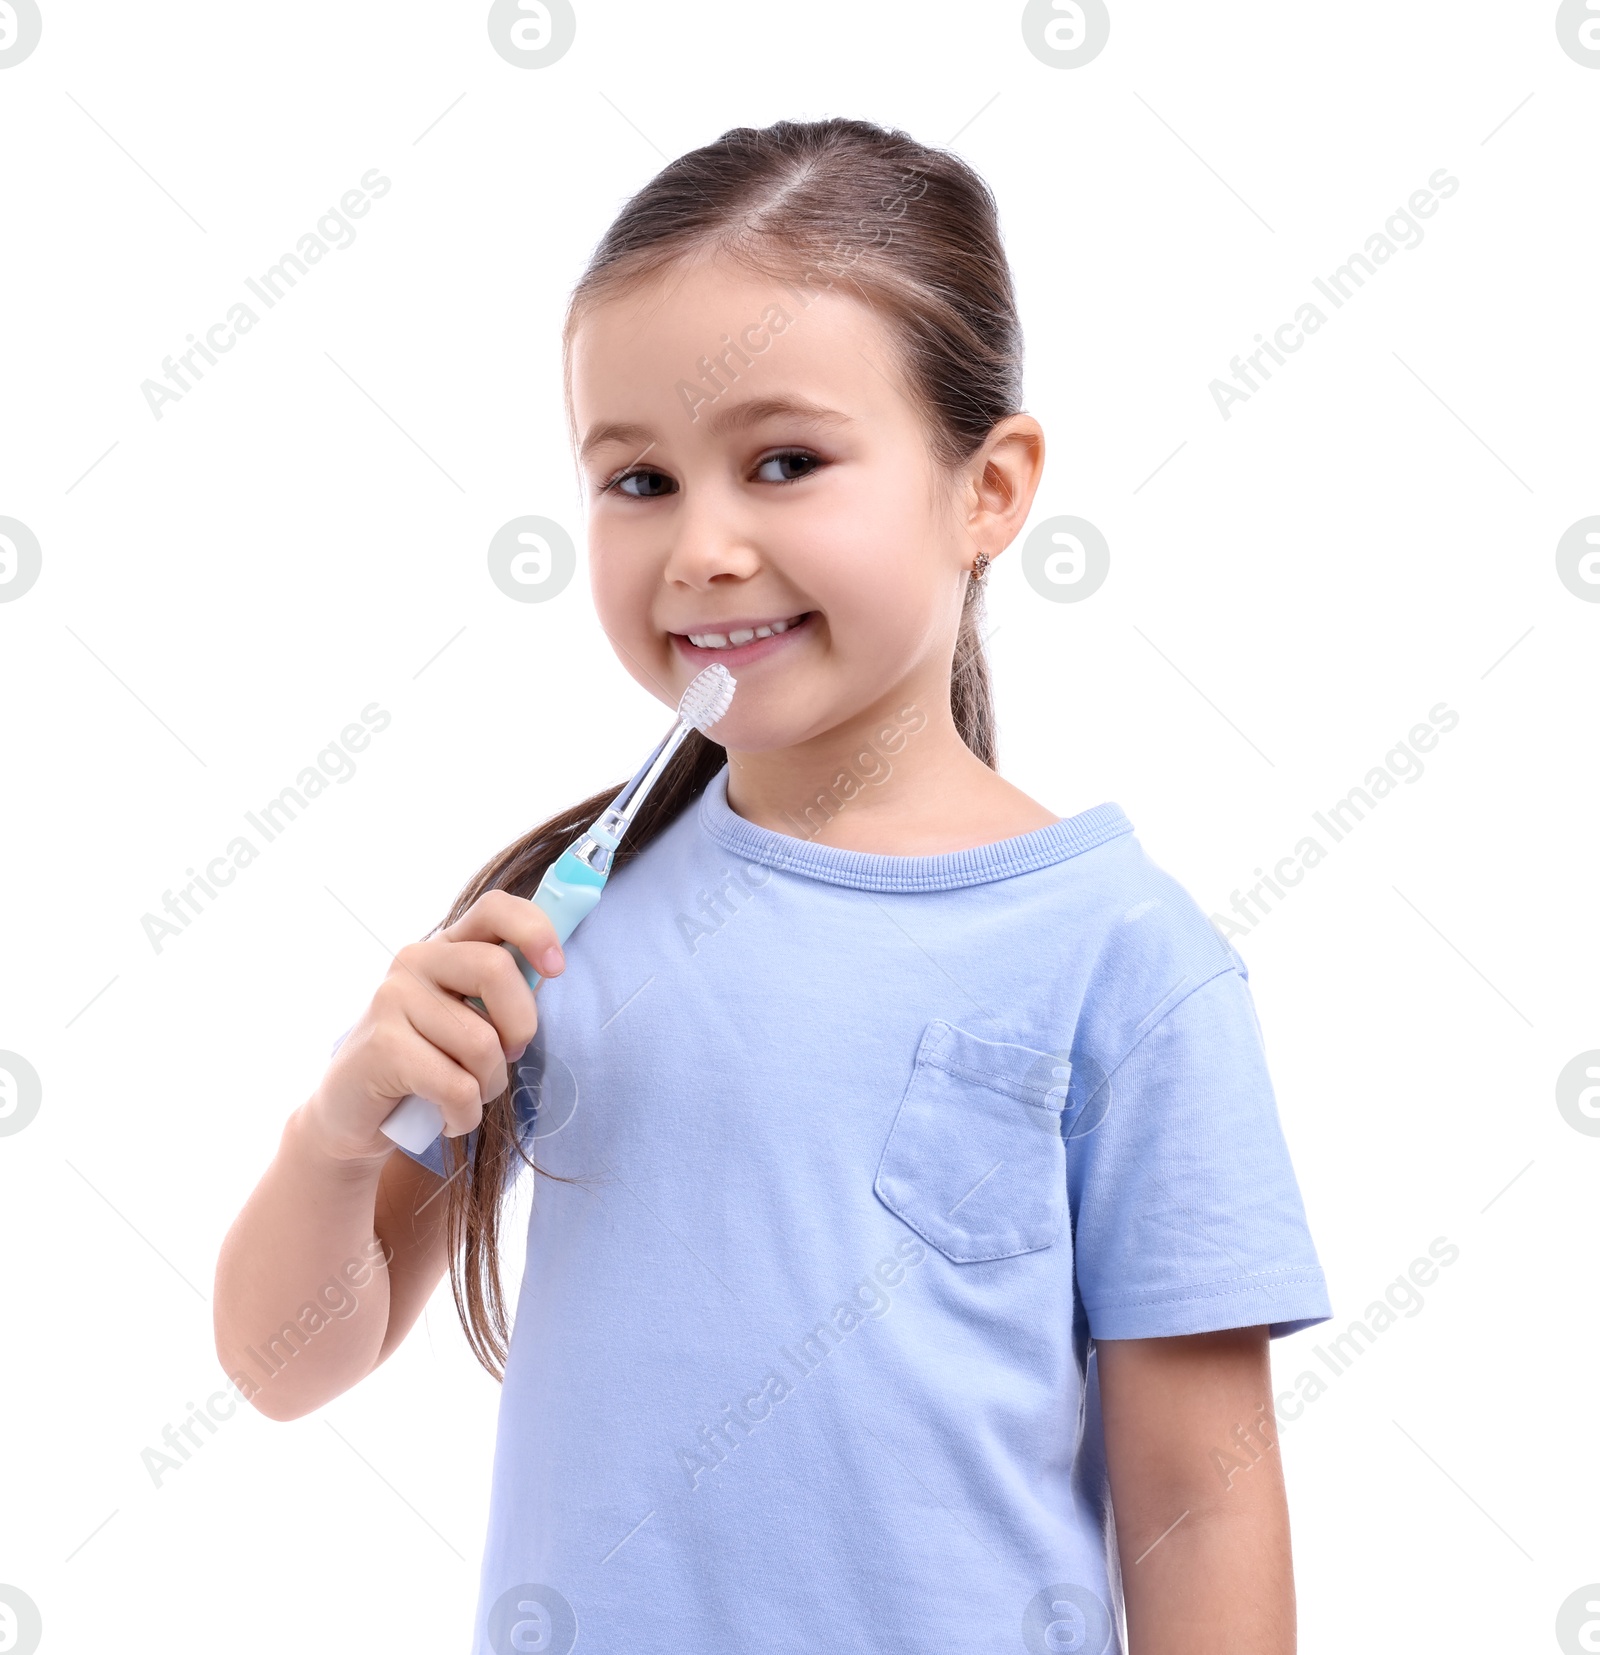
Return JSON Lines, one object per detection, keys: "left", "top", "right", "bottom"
{"left": 678, "top": 662, "right": 736, "bottom": 731}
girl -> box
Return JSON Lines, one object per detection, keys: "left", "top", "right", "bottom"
{"left": 215, "top": 116, "right": 1330, "bottom": 1654}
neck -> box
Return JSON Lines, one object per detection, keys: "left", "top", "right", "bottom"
{"left": 720, "top": 695, "right": 992, "bottom": 852}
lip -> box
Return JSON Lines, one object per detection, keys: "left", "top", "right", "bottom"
{"left": 669, "top": 610, "right": 816, "bottom": 666}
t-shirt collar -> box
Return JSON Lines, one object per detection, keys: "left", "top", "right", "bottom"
{"left": 697, "top": 761, "right": 1132, "bottom": 893}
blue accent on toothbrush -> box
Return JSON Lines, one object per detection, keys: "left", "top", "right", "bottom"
{"left": 498, "top": 839, "right": 611, "bottom": 995}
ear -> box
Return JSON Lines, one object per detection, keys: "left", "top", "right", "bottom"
{"left": 962, "top": 415, "right": 1046, "bottom": 571}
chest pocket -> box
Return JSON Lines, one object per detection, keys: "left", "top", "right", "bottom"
{"left": 872, "top": 1020, "right": 1071, "bottom": 1264}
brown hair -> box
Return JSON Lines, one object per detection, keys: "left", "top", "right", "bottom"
{"left": 433, "top": 116, "right": 1025, "bottom": 1379}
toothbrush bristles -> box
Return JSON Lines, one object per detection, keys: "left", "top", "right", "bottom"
{"left": 678, "top": 662, "right": 736, "bottom": 731}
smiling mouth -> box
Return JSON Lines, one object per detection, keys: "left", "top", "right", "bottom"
{"left": 675, "top": 612, "right": 814, "bottom": 650}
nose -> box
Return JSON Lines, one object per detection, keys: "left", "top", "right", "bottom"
{"left": 659, "top": 481, "right": 762, "bottom": 591}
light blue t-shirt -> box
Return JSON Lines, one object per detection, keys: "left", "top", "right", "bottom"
{"left": 375, "top": 761, "right": 1330, "bottom": 1653}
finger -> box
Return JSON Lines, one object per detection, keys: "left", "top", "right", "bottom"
{"left": 414, "top": 938, "right": 540, "bottom": 1060}
{"left": 383, "top": 941, "right": 531, "bottom": 1109}
{"left": 441, "top": 889, "right": 567, "bottom": 976}
{"left": 382, "top": 1013, "right": 499, "bottom": 1138}
{"left": 347, "top": 995, "right": 501, "bottom": 1139}
{"left": 387, "top": 979, "right": 506, "bottom": 1125}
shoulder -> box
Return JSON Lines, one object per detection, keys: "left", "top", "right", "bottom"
{"left": 1098, "top": 830, "right": 1241, "bottom": 971}
{"left": 1069, "top": 830, "right": 1247, "bottom": 1074}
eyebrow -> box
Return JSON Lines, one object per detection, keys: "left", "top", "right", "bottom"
{"left": 578, "top": 395, "right": 855, "bottom": 463}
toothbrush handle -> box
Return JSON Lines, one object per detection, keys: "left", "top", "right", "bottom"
{"left": 377, "top": 847, "right": 607, "bottom": 1155}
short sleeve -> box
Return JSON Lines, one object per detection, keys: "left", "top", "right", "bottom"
{"left": 1066, "top": 966, "right": 1331, "bottom": 1341}
{"left": 328, "top": 1023, "right": 532, "bottom": 1184}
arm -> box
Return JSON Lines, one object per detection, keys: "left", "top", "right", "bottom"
{"left": 1098, "top": 1325, "right": 1294, "bottom": 1655}
{"left": 212, "top": 1102, "right": 450, "bottom": 1421}
{"left": 212, "top": 889, "right": 567, "bottom": 1420}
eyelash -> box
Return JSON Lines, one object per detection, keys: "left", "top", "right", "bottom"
{"left": 598, "top": 447, "right": 823, "bottom": 498}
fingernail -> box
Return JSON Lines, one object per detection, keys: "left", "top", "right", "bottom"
{"left": 538, "top": 945, "right": 565, "bottom": 975}
{"left": 506, "top": 1043, "right": 528, "bottom": 1063}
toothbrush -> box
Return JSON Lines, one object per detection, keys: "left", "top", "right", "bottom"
{"left": 378, "top": 661, "right": 738, "bottom": 1155}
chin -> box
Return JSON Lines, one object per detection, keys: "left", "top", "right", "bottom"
{"left": 704, "top": 718, "right": 799, "bottom": 755}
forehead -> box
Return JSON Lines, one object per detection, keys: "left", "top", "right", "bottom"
{"left": 568, "top": 250, "right": 915, "bottom": 437}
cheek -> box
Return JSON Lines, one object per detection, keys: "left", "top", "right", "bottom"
{"left": 810, "top": 460, "right": 932, "bottom": 563}
{"left": 588, "top": 540, "right": 656, "bottom": 638}
{"left": 809, "top": 480, "right": 935, "bottom": 615}
{"left": 811, "top": 549, "right": 933, "bottom": 669}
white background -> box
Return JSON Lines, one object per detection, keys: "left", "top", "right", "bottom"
{"left": 1, "top": 2, "right": 1596, "bottom": 1650}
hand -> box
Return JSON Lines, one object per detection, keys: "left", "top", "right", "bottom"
{"left": 303, "top": 890, "right": 566, "bottom": 1164}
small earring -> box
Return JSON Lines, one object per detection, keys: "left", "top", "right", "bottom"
{"left": 970, "top": 551, "right": 991, "bottom": 582}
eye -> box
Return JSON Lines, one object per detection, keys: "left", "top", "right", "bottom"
{"left": 754, "top": 448, "right": 822, "bottom": 484}
{"left": 598, "top": 447, "right": 824, "bottom": 498}
{"left": 601, "top": 467, "right": 675, "bottom": 499}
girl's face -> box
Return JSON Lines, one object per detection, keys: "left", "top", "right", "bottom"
{"left": 569, "top": 251, "right": 990, "bottom": 758}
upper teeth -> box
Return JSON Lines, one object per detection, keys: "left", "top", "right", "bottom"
{"left": 687, "top": 614, "right": 805, "bottom": 649}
